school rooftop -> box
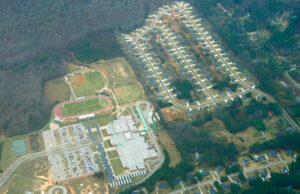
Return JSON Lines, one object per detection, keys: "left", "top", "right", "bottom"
{"left": 110, "top": 132, "right": 158, "bottom": 171}
{"left": 106, "top": 116, "right": 137, "bottom": 135}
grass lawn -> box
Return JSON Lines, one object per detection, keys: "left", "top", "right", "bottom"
{"left": 0, "top": 157, "right": 49, "bottom": 194}
{"left": 0, "top": 140, "right": 17, "bottom": 170}
{"left": 110, "top": 158, "right": 125, "bottom": 176}
{"left": 114, "top": 82, "right": 144, "bottom": 105}
{"left": 236, "top": 127, "right": 263, "bottom": 148}
{"left": 70, "top": 71, "right": 105, "bottom": 97}
{"left": 67, "top": 62, "right": 81, "bottom": 73}
{"left": 107, "top": 150, "right": 119, "bottom": 159}
{"left": 156, "top": 129, "right": 182, "bottom": 167}
{"left": 92, "top": 57, "right": 134, "bottom": 87}
{"left": 103, "top": 140, "right": 111, "bottom": 149}
{"left": 43, "top": 77, "right": 70, "bottom": 104}
{"left": 62, "top": 98, "right": 108, "bottom": 116}
{"left": 91, "top": 145, "right": 104, "bottom": 171}
{"left": 94, "top": 114, "right": 117, "bottom": 126}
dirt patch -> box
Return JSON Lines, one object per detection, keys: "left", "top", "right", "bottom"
{"left": 40, "top": 173, "right": 53, "bottom": 191}
{"left": 161, "top": 107, "right": 185, "bottom": 122}
{"left": 67, "top": 185, "right": 76, "bottom": 194}
{"left": 71, "top": 74, "right": 85, "bottom": 86}
{"left": 113, "top": 87, "right": 123, "bottom": 95}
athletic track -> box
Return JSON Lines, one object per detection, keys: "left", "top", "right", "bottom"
{"left": 53, "top": 95, "right": 113, "bottom": 120}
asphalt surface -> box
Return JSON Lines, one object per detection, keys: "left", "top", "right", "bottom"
{"left": 127, "top": 4, "right": 299, "bottom": 130}
{"left": 0, "top": 142, "right": 91, "bottom": 188}
{"left": 131, "top": 101, "right": 165, "bottom": 185}
{"left": 169, "top": 160, "right": 292, "bottom": 194}
{"left": 48, "top": 185, "right": 67, "bottom": 194}
{"left": 86, "top": 121, "right": 114, "bottom": 182}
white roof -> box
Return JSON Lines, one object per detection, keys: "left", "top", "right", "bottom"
{"left": 78, "top": 114, "right": 95, "bottom": 120}
{"left": 110, "top": 132, "right": 158, "bottom": 171}
{"left": 106, "top": 116, "right": 137, "bottom": 135}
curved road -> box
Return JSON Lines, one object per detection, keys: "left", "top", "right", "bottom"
{"left": 126, "top": 4, "right": 299, "bottom": 130}
{"left": 48, "top": 185, "right": 67, "bottom": 194}
{"left": 0, "top": 142, "right": 91, "bottom": 188}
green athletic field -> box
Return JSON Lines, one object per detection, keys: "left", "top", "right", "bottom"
{"left": 61, "top": 98, "right": 108, "bottom": 116}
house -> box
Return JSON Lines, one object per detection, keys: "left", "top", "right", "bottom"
{"left": 216, "top": 166, "right": 223, "bottom": 172}
{"left": 235, "top": 180, "right": 242, "bottom": 185}
{"left": 229, "top": 162, "right": 239, "bottom": 168}
{"left": 286, "top": 150, "right": 295, "bottom": 157}
{"left": 221, "top": 184, "right": 230, "bottom": 191}
{"left": 259, "top": 173, "right": 269, "bottom": 180}
{"left": 209, "top": 187, "right": 216, "bottom": 194}
{"left": 242, "top": 158, "right": 250, "bottom": 166}
{"left": 158, "top": 183, "right": 168, "bottom": 189}
{"left": 173, "top": 178, "right": 182, "bottom": 185}
{"left": 199, "top": 170, "right": 210, "bottom": 176}
{"left": 247, "top": 176, "right": 257, "bottom": 181}
{"left": 254, "top": 155, "right": 266, "bottom": 161}
{"left": 281, "top": 167, "right": 289, "bottom": 174}
{"left": 285, "top": 127, "right": 295, "bottom": 132}
{"left": 269, "top": 151, "right": 278, "bottom": 157}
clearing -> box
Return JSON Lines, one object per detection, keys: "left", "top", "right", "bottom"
{"left": 113, "top": 82, "right": 144, "bottom": 105}
{"left": 91, "top": 57, "right": 135, "bottom": 87}
{"left": 156, "top": 129, "right": 182, "bottom": 167}
{"left": 43, "top": 77, "right": 70, "bottom": 104}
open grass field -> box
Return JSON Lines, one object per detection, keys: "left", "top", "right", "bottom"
{"left": 107, "top": 150, "right": 119, "bottom": 159}
{"left": 69, "top": 71, "right": 105, "bottom": 97}
{"left": 113, "top": 82, "right": 144, "bottom": 105}
{"left": 94, "top": 114, "right": 117, "bottom": 126}
{"left": 92, "top": 57, "right": 134, "bottom": 87}
{"left": 236, "top": 127, "right": 264, "bottom": 148}
{"left": 61, "top": 98, "right": 108, "bottom": 116}
{"left": 0, "top": 140, "right": 17, "bottom": 170}
{"left": 67, "top": 62, "right": 81, "bottom": 73}
{"left": 0, "top": 157, "right": 50, "bottom": 194}
{"left": 43, "top": 77, "right": 70, "bottom": 104}
{"left": 156, "top": 129, "right": 182, "bottom": 167}
{"left": 110, "top": 158, "right": 125, "bottom": 176}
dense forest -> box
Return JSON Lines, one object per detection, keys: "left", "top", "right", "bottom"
{"left": 0, "top": 0, "right": 172, "bottom": 136}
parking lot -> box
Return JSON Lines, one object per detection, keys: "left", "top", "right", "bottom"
{"left": 86, "top": 121, "right": 115, "bottom": 182}
{"left": 122, "top": 2, "right": 257, "bottom": 112}
{"left": 42, "top": 123, "right": 88, "bottom": 150}
{"left": 42, "top": 123, "right": 101, "bottom": 182}
{"left": 49, "top": 147, "right": 99, "bottom": 182}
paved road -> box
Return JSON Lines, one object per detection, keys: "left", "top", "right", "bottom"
{"left": 181, "top": 6, "right": 299, "bottom": 130}
{"left": 169, "top": 160, "right": 291, "bottom": 194}
{"left": 48, "top": 185, "right": 67, "bottom": 194}
{"left": 0, "top": 142, "right": 91, "bottom": 188}
{"left": 128, "top": 4, "right": 299, "bottom": 130}
{"left": 130, "top": 101, "right": 165, "bottom": 186}
{"left": 161, "top": 29, "right": 215, "bottom": 101}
